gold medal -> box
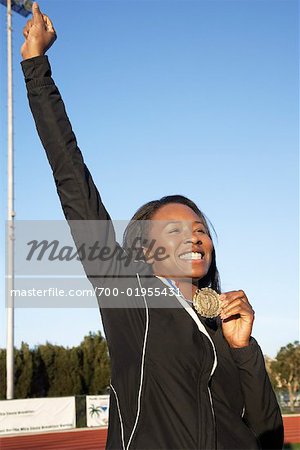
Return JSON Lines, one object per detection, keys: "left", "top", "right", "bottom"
{"left": 193, "top": 287, "right": 221, "bottom": 318}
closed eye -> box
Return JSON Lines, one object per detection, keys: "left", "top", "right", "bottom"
{"left": 168, "top": 228, "right": 180, "bottom": 233}
{"left": 196, "top": 228, "right": 206, "bottom": 234}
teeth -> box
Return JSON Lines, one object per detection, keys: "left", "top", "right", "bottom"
{"left": 179, "top": 252, "right": 203, "bottom": 260}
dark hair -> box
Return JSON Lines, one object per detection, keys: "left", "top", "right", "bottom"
{"left": 122, "top": 195, "right": 221, "bottom": 293}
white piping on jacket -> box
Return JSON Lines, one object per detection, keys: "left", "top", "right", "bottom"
{"left": 242, "top": 405, "right": 245, "bottom": 418}
{"left": 157, "top": 276, "right": 218, "bottom": 435}
{"left": 157, "top": 276, "right": 218, "bottom": 376}
{"left": 111, "top": 273, "right": 149, "bottom": 450}
{"left": 125, "top": 273, "right": 149, "bottom": 450}
{"left": 176, "top": 295, "right": 218, "bottom": 375}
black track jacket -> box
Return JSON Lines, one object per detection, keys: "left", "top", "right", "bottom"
{"left": 21, "top": 55, "right": 284, "bottom": 450}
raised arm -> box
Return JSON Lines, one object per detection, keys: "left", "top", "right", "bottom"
{"left": 20, "top": 2, "right": 128, "bottom": 281}
{"left": 21, "top": 3, "right": 110, "bottom": 222}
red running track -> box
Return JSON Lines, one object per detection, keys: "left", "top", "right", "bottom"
{"left": 283, "top": 415, "right": 300, "bottom": 444}
{"left": 0, "top": 416, "right": 299, "bottom": 450}
{"left": 0, "top": 428, "right": 108, "bottom": 450}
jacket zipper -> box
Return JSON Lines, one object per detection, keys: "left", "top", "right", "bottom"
{"left": 157, "top": 276, "right": 218, "bottom": 449}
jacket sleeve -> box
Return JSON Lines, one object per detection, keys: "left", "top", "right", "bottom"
{"left": 20, "top": 55, "right": 148, "bottom": 283}
{"left": 230, "top": 338, "right": 284, "bottom": 450}
{"left": 21, "top": 55, "right": 109, "bottom": 222}
{"left": 21, "top": 55, "right": 154, "bottom": 371}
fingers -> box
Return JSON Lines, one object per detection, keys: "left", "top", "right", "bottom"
{"left": 23, "top": 12, "right": 56, "bottom": 42}
{"left": 220, "top": 299, "right": 254, "bottom": 321}
{"left": 220, "top": 290, "right": 255, "bottom": 321}
{"left": 23, "top": 18, "right": 32, "bottom": 38}
{"left": 43, "top": 14, "right": 56, "bottom": 33}
{"left": 220, "top": 290, "right": 249, "bottom": 305}
{"left": 32, "top": 2, "right": 44, "bottom": 25}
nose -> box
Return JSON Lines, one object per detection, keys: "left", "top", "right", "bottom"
{"left": 184, "top": 235, "right": 202, "bottom": 245}
{"left": 182, "top": 227, "right": 202, "bottom": 245}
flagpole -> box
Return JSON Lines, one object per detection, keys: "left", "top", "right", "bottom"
{"left": 6, "top": 0, "right": 15, "bottom": 400}
{"left": 0, "top": 0, "right": 32, "bottom": 400}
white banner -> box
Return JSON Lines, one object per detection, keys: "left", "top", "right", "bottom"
{"left": 0, "top": 397, "right": 76, "bottom": 435}
{"left": 86, "top": 395, "right": 109, "bottom": 427}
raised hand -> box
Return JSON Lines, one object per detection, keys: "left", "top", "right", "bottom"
{"left": 21, "top": 2, "right": 56, "bottom": 60}
{"left": 220, "top": 290, "right": 255, "bottom": 348}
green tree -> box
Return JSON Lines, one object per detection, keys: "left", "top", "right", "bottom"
{"left": 0, "top": 331, "right": 110, "bottom": 399}
{"left": 38, "top": 342, "right": 57, "bottom": 393}
{"left": 0, "top": 348, "right": 6, "bottom": 399}
{"left": 40, "top": 344, "right": 74, "bottom": 396}
{"left": 51, "top": 346, "right": 74, "bottom": 396}
{"left": 81, "top": 331, "right": 110, "bottom": 394}
{"left": 69, "top": 347, "right": 84, "bottom": 395}
{"left": 264, "top": 355, "right": 278, "bottom": 391}
{"left": 271, "top": 341, "right": 300, "bottom": 412}
{"left": 31, "top": 346, "right": 49, "bottom": 397}
{"left": 15, "top": 342, "right": 33, "bottom": 398}
{"left": 90, "top": 335, "right": 110, "bottom": 394}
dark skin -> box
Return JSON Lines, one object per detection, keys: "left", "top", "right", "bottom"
{"left": 145, "top": 204, "right": 255, "bottom": 348}
{"left": 21, "top": 2, "right": 56, "bottom": 61}
{"left": 21, "top": 3, "right": 255, "bottom": 349}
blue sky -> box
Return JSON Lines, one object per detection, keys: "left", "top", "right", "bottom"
{"left": 0, "top": 0, "right": 298, "bottom": 357}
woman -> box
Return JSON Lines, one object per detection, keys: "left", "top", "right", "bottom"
{"left": 21, "top": 4, "right": 283, "bottom": 449}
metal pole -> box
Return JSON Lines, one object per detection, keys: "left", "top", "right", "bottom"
{"left": 6, "top": 0, "right": 15, "bottom": 400}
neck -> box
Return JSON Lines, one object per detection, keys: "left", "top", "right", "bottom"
{"left": 172, "top": 278, "right": 198, "bottom": 301}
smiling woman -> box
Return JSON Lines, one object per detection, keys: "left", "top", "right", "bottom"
{"left": 20, "top": 3, "right": 284, "bottom": 450}
{"left": 123, "top": 196, "right": 218, "bottom": 294}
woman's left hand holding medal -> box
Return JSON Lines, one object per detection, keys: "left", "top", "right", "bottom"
{"left": 219, "top": 290, "right": 255, "bottom": 348}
